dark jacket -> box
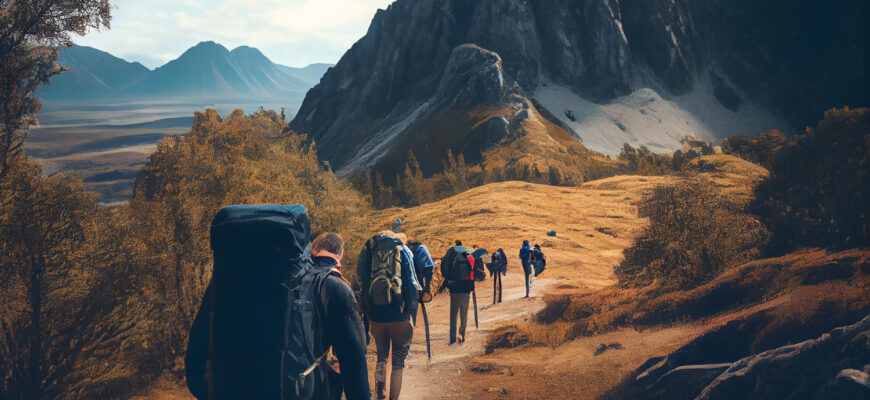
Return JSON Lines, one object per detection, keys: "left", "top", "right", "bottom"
{"left": 186, "top": 258, "right": 370, "bottom": 400}
{"left": 357, "top": 235, "right": 419, "bottom": 323}
{"left": 312, "top": 257, "right": 370, "bottom": 400}
{"left": 519, "top": 244, "right": 531, "bottom": 268}
{"left": 490, "top": 250, "right": 508, "bottom": 275}
{"left": 441, "top": 246, "right": 475, "bottom": 294}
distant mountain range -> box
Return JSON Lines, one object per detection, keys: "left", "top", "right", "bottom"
{"left": 38, "top": 41, "right": 332, "bottom": 101}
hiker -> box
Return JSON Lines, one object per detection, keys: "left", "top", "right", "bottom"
{"left": 531, "top": 244, "right": 547, "bottom": 277}
{"left": 405, "top": 236, "right": 436, "bottom": 298}
{"left": 186, "top": 205, "right": 369, "bottom": 400}
{"left": 489, "top": 248, "right": 508, "bottom": 304}
{"left": 439, "top": 240, "right": 476, "bottom": 345}
{"left": 519, "top": 240, "right": 532, "bottom": 298}
{"left": 404, "top": 234, "right": 436, "bottom": 360}
{"left": 394, "top": 233, "right": 424, "bottom": 323}
{"left": 357, "top": 231, "right": 419, "bottom": 400}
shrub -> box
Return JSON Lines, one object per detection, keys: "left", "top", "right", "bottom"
{"left": 618, "top": 143, "right": 675, "bottom": 175}
{"left": 752, "top": 107, "right": 869, "bottom": 253}
{"left": 721, "top": 129, "right": 787, "bottom": 169}
{"left": 616, "top": 180, "right": 770, "bottom": 290}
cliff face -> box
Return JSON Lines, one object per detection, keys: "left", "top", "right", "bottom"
{"left": 291, "top": 0, "right": 865, "bottom": 175}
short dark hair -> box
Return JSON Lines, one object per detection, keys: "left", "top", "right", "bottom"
{"left": 312, "top": 232, "right": 344, "bottom": 256}
{"left": 455, "top": 240, "right": 463, "bottom": 246}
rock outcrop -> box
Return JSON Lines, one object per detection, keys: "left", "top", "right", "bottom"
{"left": 618, "top": 315, "right": 870, "bottom": 400}
{"left": 291, "top": 0, "right": 865, "bottom": 175}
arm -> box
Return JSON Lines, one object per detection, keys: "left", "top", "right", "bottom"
{"left": 321, "top": 277, "right": 370, "bottom": 400}
{"left": 402, "top": 246, "right": 422, "bottom": 292}
{"left": 356, "top": 244, "right": 371, "bottom": 315}
{"left": 400, "top": 251, "right": 418, "bottom": 319}
{"left": 418, "top": 245, "right": 436, "bottom": 292}
{"left": 185, "top": 282, "right": 214, "bottom": 399}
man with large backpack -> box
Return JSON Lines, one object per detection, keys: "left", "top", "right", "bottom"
{"left": 519, "top": 240, "right": 532, "bottom": 298}
{"left": 439, "top": 240, "right": 476, "bottom": 345}
{"left": 185, "top": 205, "right": 369, "bottom": 400}
{"left": 357, "top": 231, "right": 419, "bottom": 400}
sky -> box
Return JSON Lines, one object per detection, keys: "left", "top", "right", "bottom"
{"left": 74, "top": 0, "right": 395, "bottom": 69}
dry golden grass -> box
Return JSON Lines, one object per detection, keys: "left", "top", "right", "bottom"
{"left": 366, "top": 175, "right": 676, "bottom": 290}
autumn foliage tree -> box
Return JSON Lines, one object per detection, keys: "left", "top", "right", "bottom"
{"left": 0, "top": 0, "right": 111, "bottom": 182}
{"left": 0, "top": 157, "right": 103, "bottom": 399}
{"left": 121, "top": 108, "right": 368, "bottom": 376}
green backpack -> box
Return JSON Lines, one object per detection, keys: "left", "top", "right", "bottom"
{"left": 368, "top": 236, "right": 404, "bottom": 306}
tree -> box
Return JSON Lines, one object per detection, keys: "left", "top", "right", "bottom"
{"left": 0, "top": 157, "right": 100, "bottom": 399}
{"left": 0, "top": 0, "right": 111, "bottom": 182}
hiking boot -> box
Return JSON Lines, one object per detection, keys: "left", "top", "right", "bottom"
{"left": 448, "top": 339, "right": 456, "bottom": 346}
{"left": 376, "top": 381, "right": 386, "bottom": 400}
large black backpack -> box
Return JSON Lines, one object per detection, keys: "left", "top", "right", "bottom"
{"left": 188, "top": 205, "right": 339, "bottom": 400}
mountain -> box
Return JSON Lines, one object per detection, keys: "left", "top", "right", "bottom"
{"left": 277, "top": 63, "right": 332, "bottom": 86}
{"left": 36, "top": 45, "right": 150, "bottom": 99}
{"left": 38, "top": 42, "right": 332, "bottom": 101}
{"left": 291, "top": 0, "right": 865, "bottom": 175}
{"left": 126, "top": 41, "right": 306, "bottom": 99}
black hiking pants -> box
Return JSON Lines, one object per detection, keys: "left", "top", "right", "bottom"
{"left": 493, "top": 272, "right": 503, "bottom": 304}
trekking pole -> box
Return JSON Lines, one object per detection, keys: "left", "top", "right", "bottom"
{"left": 472, "top": 289, "right": 479, "bottom": 330}
{"left": 420, "top": 301, "right": 432, "bottom": 362}
{"left": 492, "top": 275, "right": 497, "bottom": 305}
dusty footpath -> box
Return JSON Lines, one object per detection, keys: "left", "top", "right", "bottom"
{"left": 396, "top": 275, "right": 556, "bottom": 399}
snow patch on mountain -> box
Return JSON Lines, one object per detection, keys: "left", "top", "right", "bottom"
{"left": 532, "top": 81, "right": 784, "bottom": 155}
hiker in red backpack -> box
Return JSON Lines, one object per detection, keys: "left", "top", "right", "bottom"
{"left": 439, "top": 240, "right": 476, "bottom": 345}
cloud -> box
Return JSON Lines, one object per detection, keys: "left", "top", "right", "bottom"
{"left": 74, "top": 0, "right": 393, "bottom": 68}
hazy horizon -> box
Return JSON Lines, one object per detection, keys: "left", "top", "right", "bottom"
{"left": 74, "top": 0, "right": 394, "bottom": 69}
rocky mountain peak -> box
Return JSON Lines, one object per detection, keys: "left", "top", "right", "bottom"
{"left": 291, "top": 0, "right": 864, "bottom": 176}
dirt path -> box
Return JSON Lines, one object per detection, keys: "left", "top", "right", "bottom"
{"left": 397, "top": 274, "right": 555, "bottom": 399}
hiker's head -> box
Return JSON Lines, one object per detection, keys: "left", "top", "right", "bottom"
{"left": 312, "top": 232, "right": 344, "bottom": 260}
{"left": 455, "top": 240, "right": 463, "bottom": 246}
{"left": 534, "top": 244, "right": 540, "bottom": 249}
{"left": 523, "top": 240, "right": 529, "bottom": 246}
{"left": 497, "top": 248, "right": 504, "bottom": 253}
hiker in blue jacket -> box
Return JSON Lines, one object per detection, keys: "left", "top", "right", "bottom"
{"left": 357, "top": 231, "right": 419, "bottom": 400}
{"left": 404, "top": 236, "right": 436, "bottom": 295}
{"left": 519, "top": 240, "right": 532, "bottom": 298}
